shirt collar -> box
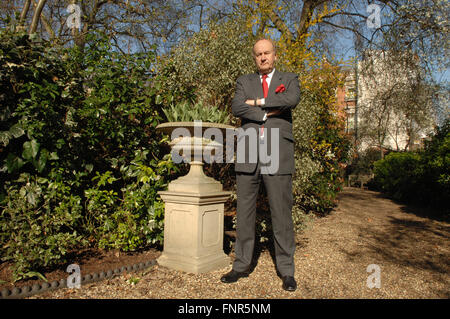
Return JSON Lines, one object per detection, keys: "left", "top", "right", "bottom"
{"left": 260, "top": 68, "right": 275, "bottom": 79}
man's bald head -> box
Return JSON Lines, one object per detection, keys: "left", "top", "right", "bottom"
{"left": 252, "top": 38, "right": 277, "bottom": 56}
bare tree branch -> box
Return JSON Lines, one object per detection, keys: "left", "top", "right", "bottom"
{"left": 267, "top": 7, "right": 294, "bottom": 40}
{"left": 320, "top": 19, "right": 372, "bottom": 44}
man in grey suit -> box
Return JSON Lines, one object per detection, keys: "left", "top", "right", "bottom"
{"left": 220, "top": 38, "right": 301, "bottom": 291}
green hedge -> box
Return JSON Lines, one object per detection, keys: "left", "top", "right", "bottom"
{"left": 372, "top": 152, "right": 422, "bottom": 201}
{"left": 372, "top": 119, "right": 449, "bottom": 216}
{"left": 0, "top": 29, "right": 177, "bottom": 280}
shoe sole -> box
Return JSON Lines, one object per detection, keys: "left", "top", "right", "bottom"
{"left": 282, "top": 285, "right": 297, "bottom": 292}
{"left": 220, "top": 273, "right": 249, "bottom": 283}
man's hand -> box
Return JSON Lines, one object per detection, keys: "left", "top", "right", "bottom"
{"left": 245, "top": 99, "right": 260, "bottom": 106}
{"left": 267, "top": 109, "right": 282, "bottom": 117}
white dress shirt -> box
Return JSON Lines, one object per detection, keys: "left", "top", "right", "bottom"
{"left": 259, "top": 68, "right": 275, "bottom": 105}
{"left": 260, "top": 68, "right": 276, "bottom": 122}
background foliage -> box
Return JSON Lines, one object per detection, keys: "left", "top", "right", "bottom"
{"left": 0, "top": 28, "right": 177, "bottom": 280}
{"left": 156, "top": 16, "right": 256, "bottom": 117}
{"left": 371, "top": 119, "right": 449, "bottom": 217}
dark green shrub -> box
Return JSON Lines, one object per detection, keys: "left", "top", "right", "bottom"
{"left": 372, "top": 151, "right": 422, "bottom": 202}
{"left": 0, "top": 174, "right": 86, "bottom": 281}
{"left": 0, "top": 28, "right": 177, "bottom": 279}
{"left": 348, "top": 147, "right": 382, "bottom": 176}
{"left": 0, "top": 30, "right": 80, "bottom": 180}
{"left": 372, "top": 119, "right": 449, "bottom": 215}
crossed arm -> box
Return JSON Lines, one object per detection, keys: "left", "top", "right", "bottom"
{"left": 244, "top": 101, "right": 283, "bottom": 118}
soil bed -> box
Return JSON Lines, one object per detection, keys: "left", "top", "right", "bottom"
{"left": 0, "top": 248, "right": 161, "bottom": 291}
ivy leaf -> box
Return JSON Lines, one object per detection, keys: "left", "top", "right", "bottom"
{"left": 9, "top": 124, "right": 25, "bottom": 138}
{"left": 0, "top": 131, "right": 11, "bottom": 146}
{"left": 49, "top": 152, "right": 59, "bottom": 160}
{"left": 5, "top": 153, "right": 24, "bottom": 173}
{"left": 22, "top": 140, "right": 40, "bottom": 160}
{"left": 85, "top": 163, "right": 94, "bottom": 173}
{"left": 33, "top": 148, "right": 48, "bottom": 173}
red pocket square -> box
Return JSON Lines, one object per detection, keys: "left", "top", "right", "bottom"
{"left": 275, "top": 84, "right": 286, "bottom": 93}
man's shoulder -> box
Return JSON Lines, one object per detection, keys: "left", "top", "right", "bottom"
{"left": 276, "top": 70, "right": 298, "bottom": 79}
{"left": 236, "top": 70, "right": 298, "bottom": 82}
{"left": 236, "top": 73, "right": 257, "bottom": 82}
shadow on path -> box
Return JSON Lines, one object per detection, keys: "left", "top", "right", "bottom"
{"left": 337, "top": 188, "right": 449, "bottom": 282}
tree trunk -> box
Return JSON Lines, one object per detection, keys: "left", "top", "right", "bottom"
{"left": 19, "top": 0, "right": 32, "bottom": 26}
{"left": 29, "top": 0, "right": 48, "bottom": 34}
{"left": 297, "top": 0, "right": 314, "bottom": 39}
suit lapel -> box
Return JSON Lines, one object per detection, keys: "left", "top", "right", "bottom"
{"left": 250, "top": 72, "right": 264, "bottom": 99}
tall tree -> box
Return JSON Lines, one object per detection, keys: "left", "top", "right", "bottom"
{"left": 357, "top": 49, "right": 436, "bottom": 156}
{"left": 2, "top": 0, "right": 205, "bottom": 53}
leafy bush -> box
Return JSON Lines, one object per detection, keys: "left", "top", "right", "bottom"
{"left": 372, "top": 119, "right": 449, "bottom": 216}
{"left": 372, "top": 151, "right": 422, "bottom": 202}
{"left": 0, "top": 28, "right": 177, "bottom": 279}
{"left": 0, "top": 31, "right": 79, "bottom": 180}
{"left": 156, "top": 16, "right": 255, "bottom": 115}
{"left": 1, "top": 174, "right": 86, "bottom": 281}
{"left": 86, "top": 151, "right": 172, "bottom": 250}
{"left": 419, "top": 119, "right": 450, "bottom": 210}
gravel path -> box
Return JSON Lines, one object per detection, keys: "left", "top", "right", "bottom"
{"left": 30, "top": 187, "right": 449, "bottom": 299}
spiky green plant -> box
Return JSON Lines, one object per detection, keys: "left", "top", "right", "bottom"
{"left": 162, "top": 100, "right": 231, "bottom": 124}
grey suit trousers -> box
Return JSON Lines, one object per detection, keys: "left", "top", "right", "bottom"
{"left": 232, "top": 163, "right": 296, "bottom": 277}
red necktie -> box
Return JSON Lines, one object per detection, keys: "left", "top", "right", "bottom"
{"left": 262, "top": 74, "right": 268, "bottom": 98}
{"left": 261, "top": 74, "right": 268, "bottom": 140}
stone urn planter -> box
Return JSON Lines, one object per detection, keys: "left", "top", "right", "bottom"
{"left": 155, "top": 121, "right": 235, "bottom": 273}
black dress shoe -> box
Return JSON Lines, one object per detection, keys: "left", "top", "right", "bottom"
{"left": 282, "top": 276, "right": 297, "bottom": 291}
{"left": 220, "top": 270, "right": 249, "bottom": 283}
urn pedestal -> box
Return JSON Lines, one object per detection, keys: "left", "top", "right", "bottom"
{"left": 156, "top": 122, "right": 234, "bottom": 273}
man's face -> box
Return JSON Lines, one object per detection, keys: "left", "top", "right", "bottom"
{"left": 253, "top": 40, "right": 277, "bottom": 74}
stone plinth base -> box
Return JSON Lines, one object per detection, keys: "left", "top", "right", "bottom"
{"left": 157, "top": 190, "right": 231, "bottom": 274}
{"left": 157, "top": 250, "right": 230, "bottom": 274}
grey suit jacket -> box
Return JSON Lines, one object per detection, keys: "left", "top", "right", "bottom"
{"left": 231, "top": 69, "right": 301, "bottom": 175}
